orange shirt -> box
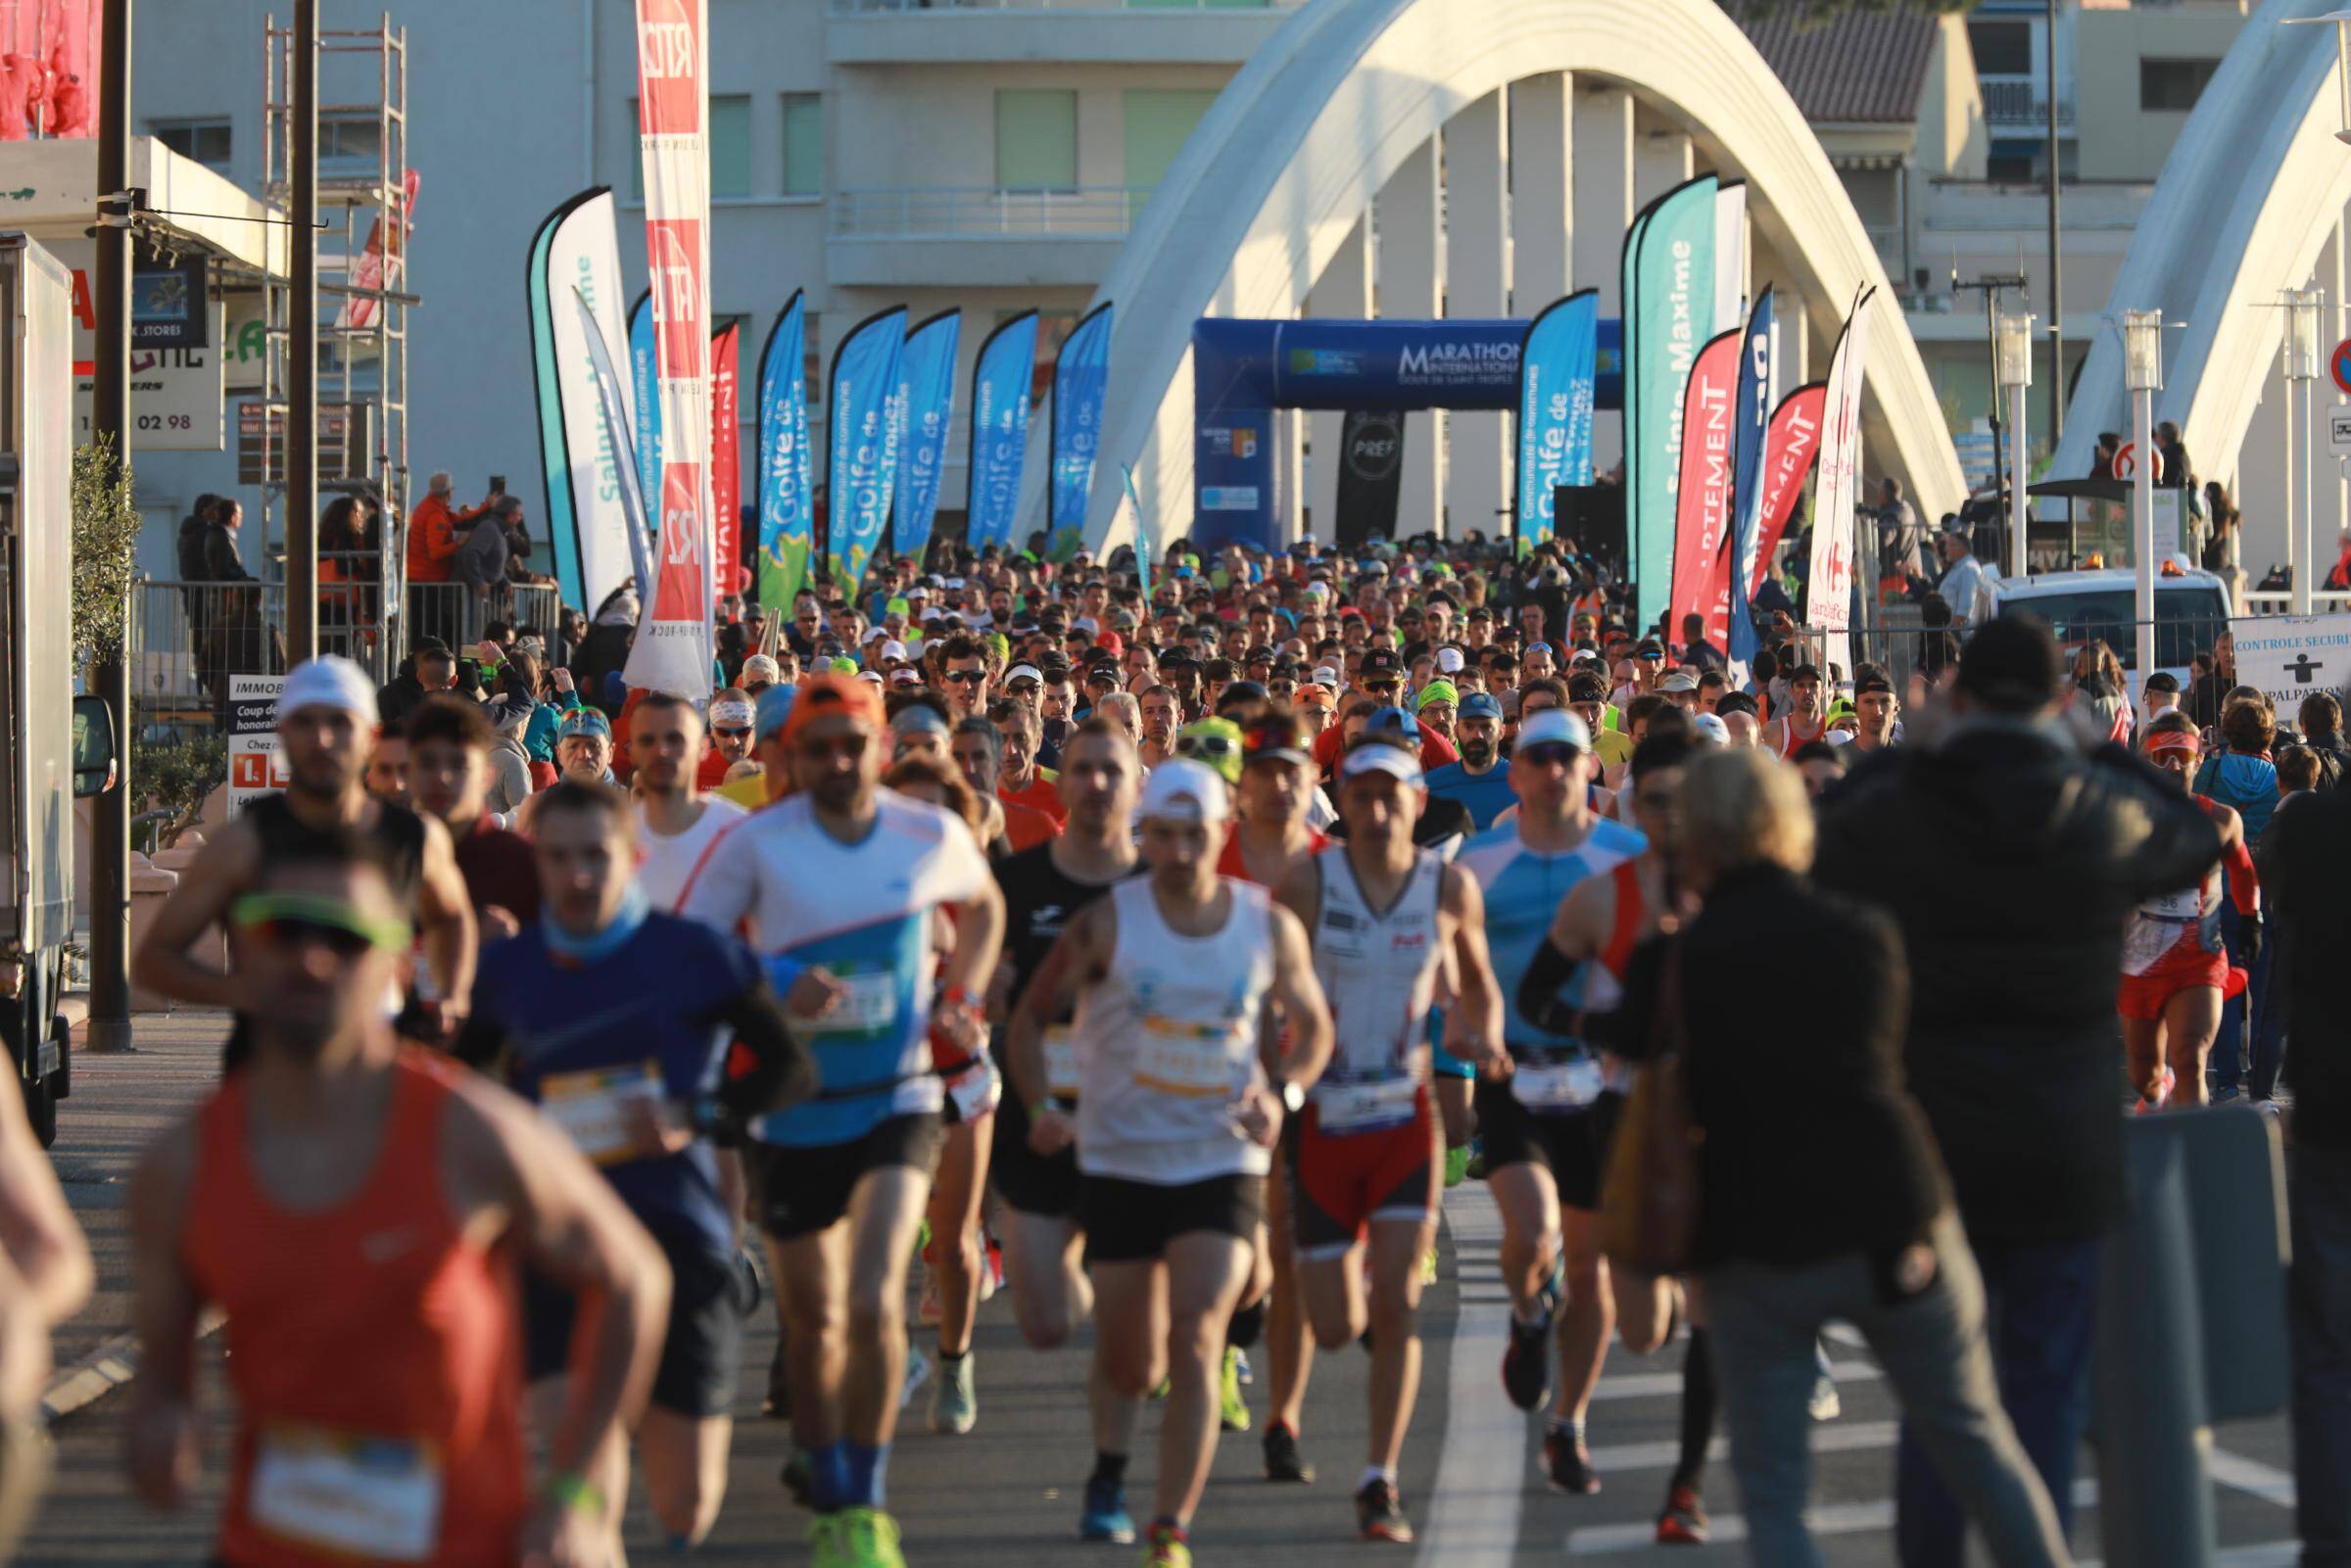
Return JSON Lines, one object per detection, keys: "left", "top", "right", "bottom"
{"left": 1001, "top": 798, "right": 1060, "bottom": 854}
{"left": 1000, "top": 770, "right": 1068, "bottom": 827}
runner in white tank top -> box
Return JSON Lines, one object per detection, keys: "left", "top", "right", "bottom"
{"left": 1271, "top": 735, "right": 1503, "bottom": 1543}
{"left": 626, "top": 692, "right": 748, "bottom": 913}
{"left": 1008, "top": 759, "right": 1332, "bottom": 1559}
{"left": 634, "top": 794, "right": 745, "bottom": 911}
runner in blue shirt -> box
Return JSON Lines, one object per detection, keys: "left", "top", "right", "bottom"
{"left": 1453, "top": 708, "right": 1646, "bottom": 1497}
{"left": 458, "top": 777, "right": 817, "bottom": 1552}
{"left": 1423, "top": 691, "right": 1515, "bottom": 831}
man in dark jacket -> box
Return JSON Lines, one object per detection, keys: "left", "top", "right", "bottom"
{"left": 1811, "top": 615, "right": 2221, "bottom": 1568}
{"left": 2258, "top": 754, "right": 2351, "bottom": 1562}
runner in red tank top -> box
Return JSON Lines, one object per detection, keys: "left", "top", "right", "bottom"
{"left": 1760, "top": 663, "right": 1832, "bottom": 760}
{"left": 126, "top": 827, "right": 671, "bottom": 1568}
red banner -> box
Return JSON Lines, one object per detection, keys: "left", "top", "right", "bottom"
{"left": 1749, "top": 382, "right": 1827, "bottom": 599}
{"left": 1666, "top": 329, "right": 1740, "bottom": 642}
{"left": 710, "top": 321, "right": 741, "bottom": 601}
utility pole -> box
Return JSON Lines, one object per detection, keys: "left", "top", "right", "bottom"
{"left": 287, "top": 0, "right": 317, "bottom": 662}
{"left": 85, "top": 0, "right": 133, "bottom": 1054}
{"left": 1954, "top": 270, "right": 2029, "bottom": 505}
{"left": 2046, "top": 0, "right": 2065, "bottom": 451}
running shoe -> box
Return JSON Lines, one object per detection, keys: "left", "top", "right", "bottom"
{"left": 1080, "top": 1476, "right": 1137, "bottom": 1544}
{"left": 1262, "top": 1422, "right": 1315, "bottom": 1483}
{"left": 806, "top": 1513, "right": 842, "bottom": 1568}
{"left": 1808, "top": 1343, "right": 1841, "bottom": 1423}
{"left": 983, "top": 1235, "right": 1004, "bottom": 1301}
{"left": 932, "top": 1351, "right": 978, "bottom": 1435}
{"left": 918, "top": 1269, "right": 942, "bottom": 1327}
{"left": 781, "top": 1449, "right": 816, "bottom": 1508}
{"left": 1140, "top": 1521, "right": 1192, "bottom": 1567}
{"left": 1444, "top": 1144, "right": 1470, "bottom": 1188}
{"left": 1655, "top": 1484, "right": 1708, "bottom": 1544}
{"left": 1234, "top": 1347, "right": 1254, "bottom": 1385}
{"left": 1543, "top": 1427, "right": 1602, "bottom": 1495}
{"left": 1421, "top": 1245, "right": 1439, "bottom": 1284}
{"left": 900, "top": 1342, "right": 932, "bottom": 1411}
{"left": 1356, "top": 1478, "right": 1415, "bottom": 1543}
{"left": 834, "top": 1504, "right": 907, "bottom": 1568}
{"left": 1501, "top": 1314, "right": 1552, "bottom": 1411}
{"left": 1220, "top": 1345, "right": 1252, "bottom": 1432}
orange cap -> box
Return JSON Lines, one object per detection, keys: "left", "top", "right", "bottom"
{"left": 781, "top": 673, "right": 886, "bottom": 747}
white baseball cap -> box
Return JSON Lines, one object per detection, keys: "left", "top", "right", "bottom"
{"left": 1516, "top": 708, "right": 1594, "bottom": 752}
{"left": 1137, "top": 758, "right": 1231, "bottom": 824}
{"left": 1434, "top": 646, "right": 1465, "bottom": 675}
{"left": 1692, "top": 712, "right": 1731, "bottom": 746}
{"left": 279, "top": 655, "right": 378, "bottom": 728}
{"left": 1339, "top": 739, "right": 1425, "bottom": 784}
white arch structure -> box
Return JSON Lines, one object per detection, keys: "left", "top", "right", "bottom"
{"left": 1013, "top": 0, "right": 1965, "bottom": 553}
{"left": 2053, "top": 0, "right": 2348, "bottom": 488}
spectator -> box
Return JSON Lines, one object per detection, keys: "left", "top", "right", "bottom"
{"left": 2089, "top": 432, "right": 2121, "bottom": 480}
{"left": 408, "top": 472, "right": 494, "bottom": 647}
{"left": 2199, "top": 696, "right": 2282, "bottom": 1101}
{"left": 2188, "top": 632, "right": 2235, "bottom": 730}
{"left": 1679, "top": 611, "right": 1726, "bottom": 673}
{"left": 1874, "top": 477, "right": 1926, "bottom": 584}
{"left": 202, "top": 498, "right": 251, "bottom": 583}
{"left": 2155, "top": 419, "right": 2192, "bottom": 491}
{"left": 1607, "top": 748, "right": 2070, "bottom": 1568}
{"left": 2257, "top": 733, "right": 2351, "bottom": 1564}
{"left": 377, "top": 639, "right": 457, "bottom": 729}
{"left": 572, "top": 589, "right": 638, "bottom": 715}
{"left": 1935, "top": 530, "right": 1991, "bottom": 626}
{"left": 2203, "top": 482, "right": 2240, "bottom": 576}
{"left": 2302, "top": 692, "right": 2347, "bottom": 790}
{"left": 1811, "top": 615, "right": 2221, "bottom": 1568}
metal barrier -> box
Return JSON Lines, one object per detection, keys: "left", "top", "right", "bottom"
{"left": 2240, "top": 590, "right": 2351, "bottom": 615}
{"left": 129, "top": 573, "right": 561, "bottom": 740}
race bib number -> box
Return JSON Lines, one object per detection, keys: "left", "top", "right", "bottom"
{"left": 947, "top": 1055, "right": 1002, "bottom": 1121}
{"left": 1132, "top": 1015, "right": 1241, "bottom": 1100}
{"left": 807, "top": 970, "right": 900, "bottom": 1037}
{"left": 1511, "top": 1056, "right": 1604, "bottom": 1116}
{"left": 1041, "top": 1025, "right": 1081, "bottom": 1101}
{"left": 1313, "top": 1075, "right": 1419, "bottom": 1135}
{"left": 249, "top": 1425, "right": 443, "bottom": 1562}
{"left": 540, "top": 1062, "right": 664, "bottom": 1165}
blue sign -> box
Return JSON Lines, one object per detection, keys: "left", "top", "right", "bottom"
{"left": 1050, "top": 302, "right": 1114, "bottom": 560}
{"left": 755, "top": 292, "right": 814, "bottom": 613}
{"left": 891, "top": 309, "right": 961, "bottom": 564}
{"left": 627, "top": 289, "right": 662, "bottom": 529}
{"left": 1514, "top": 291, "right": 1600, "bottom": 554}
{"left": 1726, "top": 286, "right": 1774, "bottom": 664}
{"left": 1189, "top": 314, "right": 1627, "bottom": 553}
{"left": 828, "top": 307, "right": 907, "bottom": 592}
{"left": 966, "top": 311, "right": 1038, "bottom": 550}
{"left": 2332, "top": 335, "right": 2351, "bottom": 399}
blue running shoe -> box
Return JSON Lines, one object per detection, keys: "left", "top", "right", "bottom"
{"left": 1081, "top": 1476, "right": 1137, "bottom": 1544}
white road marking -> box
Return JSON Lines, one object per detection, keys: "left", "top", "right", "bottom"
{"left": 1587, "top": 1361, "right": 1883, "bottom": 1403}
{"left": 1417, "top": 1185, "right": 1525, "bottom": 1568}
{"left": 1565, "top": 1479, "right": 2098, "bottom": 1555}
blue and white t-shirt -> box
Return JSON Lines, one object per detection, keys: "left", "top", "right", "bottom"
{"left": 679, "top": 789, "right": 991, "bottom": 1147}
{"left": 1455, "top": 817, "right": 1648, "bottom": 1057}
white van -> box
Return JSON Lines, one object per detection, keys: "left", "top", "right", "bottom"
{"left": 1987, "top": 565, "right": 2232, "bottom": 703}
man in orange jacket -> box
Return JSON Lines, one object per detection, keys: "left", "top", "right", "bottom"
{"left": 408, "top": 472, "right": 496, "bottom": 585}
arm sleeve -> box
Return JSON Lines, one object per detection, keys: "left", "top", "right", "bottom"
{"left": 707, "top": 981, "right": 818, "bottom": 1144}
{"left": 451, "top": 1002, "right": 511, "bottom": 1074}
{"left": 1514, "top": 934, "right": 1586, "bottom": 1040}
{"left": 2222, "top": 831, "right": 2261, "bottom": 917}
{"left": 1590, "top": 935, "right": 1668, "bottom": 1061}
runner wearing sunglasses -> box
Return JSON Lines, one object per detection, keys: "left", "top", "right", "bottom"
{"left": 128, "top": 828, "right": 671, "bottom": 1568}
{"left": 680, "top": 674, "right": 1005, "bottom": 1568}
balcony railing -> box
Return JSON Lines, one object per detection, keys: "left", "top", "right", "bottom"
{"left": 1979, "top": 74, "right": 2075, "bottom": 127}
{"left": 831, "top": 185, "right": 1143, "bottom": 239}
{"left": 831, "top": 0, "right": 1298, "bottom": 12}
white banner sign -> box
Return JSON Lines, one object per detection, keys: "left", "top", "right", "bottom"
{"left": 225, "top": 674, "right": 287, "bottom": 818}
{"left": 54, "top": 237, "right": 225, "bottom": 451}
{"left": 2231, "top": 612, "right": 2351, "bottom": 716}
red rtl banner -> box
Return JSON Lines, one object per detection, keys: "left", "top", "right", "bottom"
{"left": 710, "top": 321, "right": 741, "bottom": 602}
{"left": 1666, "top": 329, "right": 1741, "bottom": 643}
{"left": 1749, "top": 382, "right": 1828, "bottom": 599}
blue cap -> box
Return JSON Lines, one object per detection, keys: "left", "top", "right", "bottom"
{"left": 1365, "top": 705, "right": 1417, "bottom": 736}
{"left": 556, "top": 708, "right": 611, "bottom": 741}
{"left": 1459, "top": 691, "right": 1505, "bottom": 722}
{"left": 754, "top": 682, "right": 798, "bottom": 742}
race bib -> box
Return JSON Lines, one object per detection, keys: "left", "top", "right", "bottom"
{"left": 2121, "top": 911, "right": 2190, "bottom": 977}
{"left": 1041, "top": 1025, "right": 1082, "bottom": 1101}
{"left": 947, "top": 1055, "right": 1002, "bottom": 1121}
{"left": 1132, "top": 1014, "right": 1242, "bottom": 1100}
{"left": 807, "top": 970, "right": 900, "bottom": 1037}
{"left": 1313, "top": 1075, "right": 1420, "bottom": 1135}
{"left": 540, "top": 1061, "right": 664, "bottom": 1165}
{"left": 249, "top": 1425, "right": 443, "bottom": 1562}
{"left": 1511, "top": 1056, "right": 1605, "bottom": 1116}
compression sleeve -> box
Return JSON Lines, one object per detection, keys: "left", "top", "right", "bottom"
{"left": 1514, "top": 934, "right": 1585, "bottom": 1041}
{"left": 708, "top": 981, "right": 819, "bottom": 1145}
{"left": 2222, "top": 832, "right": 2261, "bottom": 917}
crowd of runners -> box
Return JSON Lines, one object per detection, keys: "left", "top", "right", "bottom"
{"left": 13, "top": 526, "right": 2335, "bottom": 1568}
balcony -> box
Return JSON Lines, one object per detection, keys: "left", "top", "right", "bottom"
{"left": 827, "top": 0, "right": 1299, "bottom": 65}
{"left": 1979, "top": 73, "right": 2075, "bottom": 129}
{"left": 828, "top": 186, "right": 1140, "bottom": 287}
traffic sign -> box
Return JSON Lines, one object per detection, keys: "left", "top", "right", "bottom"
{"left": 2332, "top": 336, "right": 2351, "bottom": 397}
{"left": 2330, "top": 409, "right": 2351, "bottom": 457}
{"left": 2113, "top": 440, "right": 2137, "bottom": 480}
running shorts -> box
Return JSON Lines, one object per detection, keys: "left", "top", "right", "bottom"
{"left": 525, "top": 1223, "right": 747, "bottom": 1418}
{"left": 1080, "top": 1171, "right": 1263, "bottom": 1264}
{"left": 745, "top": 1113, "right": 944, "bottom": 1240}
{"left": 1474, "top": 1076, "right": 1606, "bottom": 1211}
{"left": 1287, "top": 1097, "right": 1440, "bottom": 1259}
{"left": 992, "top": 1092, "right": 1080, "bottom": 1218}
{"left": 2116, "top": 930, "right": 2244, "bottom": 1022}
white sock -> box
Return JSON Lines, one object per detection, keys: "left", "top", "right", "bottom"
{"left": 1359, "top": 1465, "right": 1396, "bottom": 1492}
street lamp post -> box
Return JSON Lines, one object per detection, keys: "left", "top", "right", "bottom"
{"left": 2286, "top": 287, "right": 2325, "bottom": 615}
{"left": 2124, "top": 309, "right": 2163, "bottom": 686}
{"left": 1996, "top": 311, "right": 2035, "bottom": 580}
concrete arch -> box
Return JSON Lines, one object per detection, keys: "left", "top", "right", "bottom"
{"left": 2053, "top": 0, "right": 2346, "bottom": 488}
{"left": 1015, "top": 0, "right": 1964, "bottom": 552}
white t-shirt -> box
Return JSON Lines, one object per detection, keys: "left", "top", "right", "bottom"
{"left": 635, "top": 795, "right": 747, "bottom": 912}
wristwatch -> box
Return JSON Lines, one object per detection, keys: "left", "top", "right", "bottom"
{"left": 1278, "top": 1077, "right": 1306, "bottom": 1116}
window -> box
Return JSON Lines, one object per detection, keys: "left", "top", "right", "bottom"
{"left": 996, "top": 90, "right": 1079, "bottom": 193}
{"left": 2140, "top": 59, "right": 2220, "bottom": 114}
{"left": 153, "top": 119, "right": 231, "bottom": 170}
{"left": 783, "top": 93, "right": 822, "bottom": 198}
{"left": 1123, "top": 89, "right": 1219, "bottom": 193}
{"left": 804, "top": 312, "right": 822, "bottom": 406}
{"left": 1967, "top": 20, "right": 2032, "bottom": 76}
{"left": 317, "top": 115, "right": 382, "bottom": 176}
{"left": 710, "top": 95, "right": 752, "bottom": 199}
